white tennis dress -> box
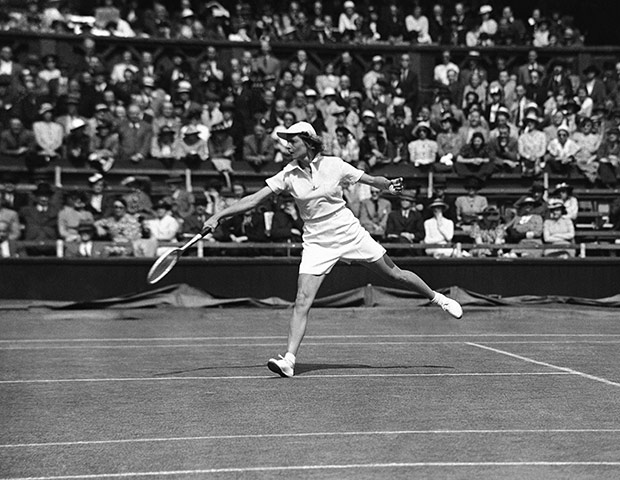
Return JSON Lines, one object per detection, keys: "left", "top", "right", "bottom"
{"left": 266, "top": 155, "right": 386, "bottom": 275}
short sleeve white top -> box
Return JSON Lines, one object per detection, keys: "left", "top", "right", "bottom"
{"left": 266, "top": 155, "right": 364, "bottom": 222}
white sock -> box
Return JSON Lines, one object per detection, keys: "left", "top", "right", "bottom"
{"left": 431, "top": 291, "right": 442, "bottom": 304}
{"left": 284, "top": 352, "right": 296, "bottom": 365}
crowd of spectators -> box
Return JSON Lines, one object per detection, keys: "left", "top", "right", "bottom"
{"left": 0, "top": 0, "right": 586, "bottom": 47}
{"left": 1, "top": 1, "right": 619, "bottom": 259}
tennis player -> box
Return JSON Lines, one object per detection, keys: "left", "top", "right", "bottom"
{"left": 202, "top": 122, "right": 463, "bottom": 378}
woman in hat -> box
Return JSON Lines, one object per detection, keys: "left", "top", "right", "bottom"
{"left": 150, "top": 125, "right": 177, "bottom": 169}
{"left": 456, "top": 131, "right": 493, "bottom": 181}
{"left": 507, "top": 196, "right": 544, "bottom": 258}
{"left": 455, "top": 176, "right": 488, "bottom": 229}
{"left": 544, "top": 123, "right": 580, "bottom": 176}
{"left": 470, "top": 205, "right": 506, "bottom": 257}
{"left": 572, "top": 117, "right": 602, "bottom": 184}
{"left": 207, "top": 122, "right": 235, "bottom": 191}
{"left": 596, "top": 127, "right": 620, "bottom": 187}
{"left": 543, "top": 198, "right": 575, "bottom": 258}
{"left": 174, "top": 125, "right": 209, "bottom": 168}
{"left": 358, "top": 123, "right": 389, "bottom": 170}
{"left": 58, "top": 190, "right": 95, "bottom": 243}
{"left": 517, "top": 110, "right": 547, "bottom": 177}
{"left": 89, "top": 121, "right": 119, "bottom": 173}
{"left": 33, "top": 103, "right": 63, "bottom": 164}
{"left": 551, "top": 182, "right": 578, "bottom": 221}
{"left": 202, "top": 121, "right": 463, "bottom": 377}
{"left": 64, "top": 118, "right": 91, "bottom": 167}
{"left": 436, "top": 113, "right": 463, "bottom": 170}
{"left": 423, "top": 198, "right": 455, "bottom": 258}
{"left": 408, "top": 121, "right": 438, "bottom": 171}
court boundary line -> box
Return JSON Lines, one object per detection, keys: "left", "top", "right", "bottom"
{"left": 0, "top": 371, "right": 571, "bottom": 385}
{"left": 3, "top": 428, "right": 620, "bottom": 449}
{"left": 4, "top": 461, "right": 620, "bottom": 479}
{"left": 467, "top": 343, "right": 620, "bottom": 388}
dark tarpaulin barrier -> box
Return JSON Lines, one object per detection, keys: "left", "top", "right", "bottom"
{"left": 46, "top": 284, "right": 620, "bottom": 310}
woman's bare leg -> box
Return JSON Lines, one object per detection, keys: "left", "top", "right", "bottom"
{"left": 287, "top": 273, "right": 326, "bottom": 355}
{"left": 364, "top": 254, "right": 435, "bottom": 299}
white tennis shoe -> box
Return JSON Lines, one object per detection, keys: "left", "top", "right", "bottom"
{"left": 432, "top": 292, "right": 463, "bottom": 319}
{"left": 267, "top": 355, "right": 295, "bottom": 378}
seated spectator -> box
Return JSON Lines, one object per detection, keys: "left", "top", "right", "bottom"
{"left": 151, "top": 101, "right": 182, "bottom": 136}
{"left": 0, "top": 220, "right": 20, "bottom": 258}
{"left": 433, "top": 51, "right": 460, "bottom": 87}
{"left": 543, "top": 198, "right": 575, "bottom": 258}
{"left": 64, "top": 222, "right": 107, "bottom": 258}
{"left": 208, "top": 122, "right": 235, "bottom": 191}
{"left": 551, "top": 182, "right": 578, "bottom": 222}
{"left": 507, "top": 196, "right": 544, "bottom": 257}
{"left": 122, "top": 176, "right": 153, "bottom": 216}
{"left": 489, "top": 106, "right": 518, "bottom": 140}
{"left": 458, "top": 109, "right": 489, "bottom": 145}
{"left": 385, "top": 189, "right": 424, "bottom": 244}
{"left": 545, "top": 123, "right": 580, "bottom": 176}
{"left": 572, "top": 117, "right": 602, "bottom": 184}
{"left": 358, "top": 124, "right": 390, "bottom": 170}
{"left": 358, "top": 187, "right": 391, "bottom": 240}
{"left": 270, "top": 194, "right": 304, "bottom": 242}
{"left": 0, "top": 194, "right": 20, "bottom": 241}
{"left": 182, "top": 195, "right": 210, "bottom": 238}
{"left": 597, "top": 127, "right": 620, "bottom": 188}
{"left": 64, "top": 119, "right": 91, "bottom": 167}
{"left": 272, "top": 111, "right": 297, "bottom": 163}
{"left": 470, "top": 205, "right": 507, "bottom": 257}
{"left": 518, "top": 111, "right": 547, "bottom": 177}
{"left": 161, "top": 175, "right": 194, "bottom": 220}
{"left": 32, "top": 103, "right": 63, "bottom": 166}
{"left": 135, "top": 200, "right": 181, "bottom": 257}
{"left": 94, "top": 197, "right": 140, "bottom": 256}
{"left": 0, "top": 117, "right": 36, "bottom": 166}
{"left": 456, "top": 132, "right": 493, "bottom": 181}
{"left": 243, "top": 119, "right": 275, "bottom": 172}
{"left": 408, "top": 122, "right": 438, "bottom": 172}
{"left": 343, "top": 163, "right": 372, "bottom": 218}
{"left": 86, "top": 173, "right": 114, "bottom": 221}
{"left": 543, "top": 110, "right": 566, "bottom": 142}
{"left": 150, "top": 125, "right": 177, "bottom": 168}
{"left": 455, "top": 177, "right": 488, "bottom": 229}
{"left": 118, "top": 104, "right": 152, "bottom": 165}
{"left": 423, "top": 199, "right": 455, "bottom": 258}
{"left": 0, "top": 173, "right": 29, "bottom": 212}
{"left": 216, "top": 207, "right": 268, "bottom": 243}
{"left": 436, "top": 113, "right": 462, "bottom": 171}
{"left": 18, "top": 183, "right": 58, "bottom": 256}
{"left": 58, "top": 191, "right": 95, "bottom": 243}
{"left": 405, "top": 4, "right": 432, "bottom": 44}
{"left": 331, "top": 126, "right": 359, "bottom": 165}
{"left": 489, "top": 124, "right": 520, "bottom": 173}
{"left": 174, "top": 126, "right": 209, "bottom": 168}
{"left": 89, "top": 121, "right": 119, "bottom": 172}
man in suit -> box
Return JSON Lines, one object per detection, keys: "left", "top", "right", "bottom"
{"left": 18, "top": 182, "right": 58, "bottom": 256}
{"left": 386, "top": 189, "right": 424, "bottom": 244}
{"left": 517, "top": 50, "right": 545, "bottom": 86}
{"left": 242, "top": 119, "right": 276, "bottom": 172}
{"left": 397, "top": 53, "right": 419, "bottom": 112}
{"left": 182, "top": 195, "right": 211, "bottom": 238}
{"left": 1, "top": 173, "right": 30, "bottom": 212}
{"left": 118, "top": 104, "right": 153, "bottom": 165}
{"left": 358, "top": 187, "right": 392, "bottom": 240}
{"left": 64, "top": 222, "right": 107, "bottom": 258}
{"left": 0, "top": 220, "right": 20, "bottom": 258}
{"left": 253, "top": 40, "right": 281, "bottom": 79}
{"left": 582, "top": 65, "right": 607, "bottom": 107}
{"left": 162, "top": 174, "right": 194, "bottom": 220}
{"left": 0, "top": 195, "right": 21, "bottom": 241}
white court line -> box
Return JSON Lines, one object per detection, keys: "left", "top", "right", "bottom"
{"left": 3, "top": 428, "right": 620, "bottom": 449}
{"left": 5, "top": 339, "right": 620, "bottom": 350}
{"left": 468, "top": 343, "right": 620, "bottom": 388}
{"left": 0, "top": 371, "right": 571, "bottom": 385}
{"left": 4, "top": 462, "right": 620, "bottom": 479}
{"left": 3, "top": 333, "right": 620, "bottom": 343}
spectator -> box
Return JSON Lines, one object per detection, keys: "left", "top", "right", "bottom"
{"left": 118, "top": 104, "right": 152, "bottom": 165}
{"left": 433, "top": 51, "right": 459, "bottom": 87}
{"left": 182, "top": 195, "right": 211, "bottom": 238}
{"left": 572, "top": 117, "right": 602, "bottom": 184}
{"left": 423, "top": 199, "right": 454, "bottom": 258}
{"left": 458, "top": 109, "right": 489, "bottom": 145}
{"left": 216, "top": 206, "right": 268, "bottom": 244}
{"left": 89, "top": 121, "right": 119, "bottom": 173}
{"left": 455, "top": 177, "right": 488, "bottom": 229}
{"left": 174, "top": 126, "right": 209, "bottom": 168}
{"left": 270, "top": 194, "right": 304, "bottom": 242}
{"left": 122, "top": 176, "right": 153, "bottom": 216}
{"left": 551, "top": 182, "right": 578, "bottom": 222}
{"left": 597, "top": 127, "right": 620, "bottom": 188}
{"left": 543, "top": 110, "right": 566, "bottom": 142}
{"left": 86, "top": 173, "right": 114, "bottom": 221}
{"left": 0, "top": 220, "right": 20, "bottom": 257}
{"left": 150, "top": 125, "right": 177, "bottom": 168}
{"left": 489, "top": 106, "right": 519, "bottom": 141}
{"left": 405, "top": 3, "right": 431, "bottom": 44}
{"left": 358, "top": 187, "right": 391, "bottom": 240}
{"left": 201, "top": 180, "right": 228, "bottom": 217}
{"left": 64, "top": 222, "right": 107, "bottom": 258}
{"left": 136, "top": 200, "right": 180, "bottom": 257}
{"left": 0, "top": 196, "right": 20, "bottom": 241}
{"left": 338, "top": 1, "right": 359, "bottom": 37}
{"left": 545, "top": 123, "right": 579, "bottom": 176}
{"left": 395, "top": 53, "right": 419, "bottom": 111}
{"left": 518, "top": 111, "right": 547, "bottom": 177}
{"left": 31, "top": 103, "right": 63, "bottom": 166}
{"left": 377, "top": 3, "right": 406, "bottom": 43}
{"left": 18, "top": 182, "right": 58, "bottom": 256}
{"left": 58, "top": 190, "right": 95, "bottom": 243}
{"left": 500, "top": 6, "right": 526, "bottom": 44}
{"left": 331, "top": 126, "right": 359, "bottom": 165}
{"left": 507, "top": 196, "right": 544, "bottom": 257}
{"left": 243, "top": 119, "right": 276, "bottom": 172}
{"left": 456, "top": 132, "right": 493, "bottom": 181}
{"left": 64, "top": 119, "right": 91, "bottom": 167}
{"left": 94, "top": 197, "right": 140, "bottom": 256}
{"left": 428, "top": 4, "right": 447, "bottom": 44}
{"left": 436, "top": 113, "right": 462, "bottom": 171}
{"left": 543, "top": 198, "right": 575, "bottom": 258}
{"left": 207, "top": 122, "right": 235, "bottom": 191}
{"left": 162, "top": 175, "right": 194, "bottom": 220}
{"left": 385, "top": 189, "right": 424, "bottom": 244}
{"left": 470, "top": 205, "right": 506, "bottom": 257}
{"left": 0, "top": 117, "right": 36, "bottom": 165}
{"left": 56, "top": 95, "right": 88, "bottom": 136}
{"left": 0, "top": 173, "right": 29, "bottom": 212}
{"left": 408, "top": 121, "right": 438, "bottom": 172}
{"left": 358, "top": 124, "right": 389, "bottom": 170}
{"left": 488, "top": 124, "right": 520, "bottom": 173}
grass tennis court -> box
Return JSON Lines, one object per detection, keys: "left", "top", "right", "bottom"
{"left": 1, "top": 305, "right": 620, "bottom": 479}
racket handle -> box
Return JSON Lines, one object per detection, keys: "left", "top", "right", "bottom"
{"left": 200, "top": 224, "right": 214, "bottom": 237}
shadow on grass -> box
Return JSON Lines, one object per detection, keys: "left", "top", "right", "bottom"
{"left": 295, "top": 364, "right": 455, "bottom": 374}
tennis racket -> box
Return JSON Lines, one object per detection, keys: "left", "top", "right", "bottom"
{"left": 146, "top": 225, "right": 213, "bottom": 284}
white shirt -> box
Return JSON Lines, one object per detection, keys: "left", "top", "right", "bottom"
{"left": 79, "top": 241, "right": 93, "bottom": 257}
{"left": 146, "top": 214, "right": 180, "bottom": 241}
{"left": 266, "top": 155, "right": 364, "bottom": 222}
{"left": 1, "top": 240, "right": 10, "bottom": 258}
{"left": 424, "top": 216, "right": 454, "bottom": 244}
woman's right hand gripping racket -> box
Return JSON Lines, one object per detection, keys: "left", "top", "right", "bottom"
{"left": 147, "top": 224, "right": 214, "bottom": 284}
